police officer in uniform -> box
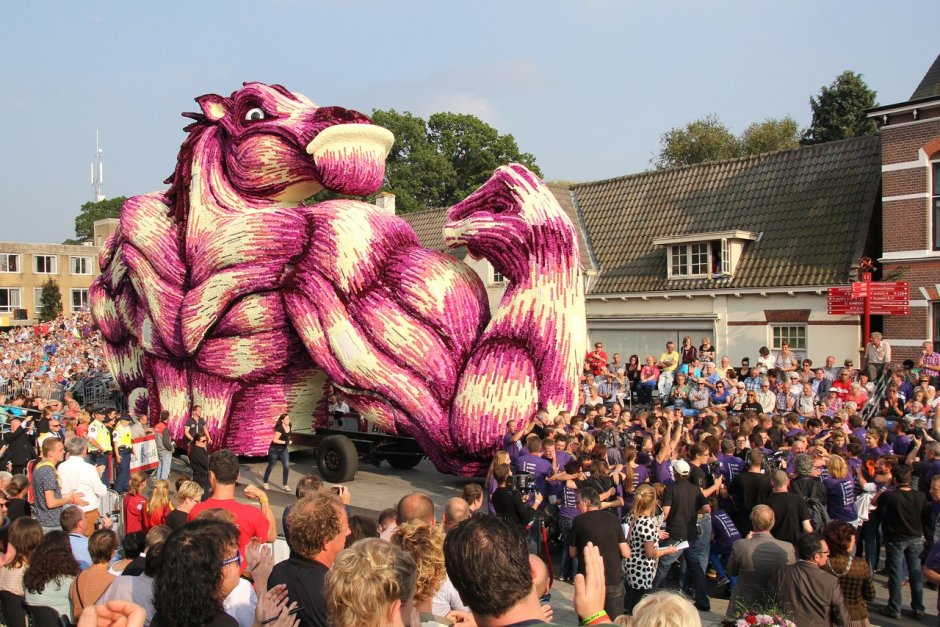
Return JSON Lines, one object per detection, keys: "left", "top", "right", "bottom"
{"left": 112, "top": 414, "right": 134, "bottom": 493}
{"left": 86, "top": 407, "right": 114, "bottom": 485}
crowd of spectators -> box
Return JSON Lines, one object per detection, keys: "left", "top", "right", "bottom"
{"left": 5, "top": 313, "right": 940, "bottom": 625}
{"left": 485, "top": 334, "right": 940, "bottom": 624}
{"left": 0, "top": 313, "right": 114, "bottom": 406}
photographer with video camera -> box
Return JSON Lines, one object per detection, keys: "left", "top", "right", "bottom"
{"left": 491, "top": 463, "right": 542, "bottom": 529}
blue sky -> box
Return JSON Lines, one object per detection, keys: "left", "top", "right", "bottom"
{"left": 2, "top": 0, "right": 937, "bottom": 243}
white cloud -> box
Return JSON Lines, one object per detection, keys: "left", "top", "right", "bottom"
{"left": 430, "top": 93, "right": 498, "bottom": 124}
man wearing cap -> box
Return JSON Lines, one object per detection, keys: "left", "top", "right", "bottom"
{"left": 1, "top": 413, "right": 36, "bottom": 475}
{"left": 112, "top": 414, "right": 134, "bottom": 492}
{"left": 653, "top": 458, "right": 710, "bottom": 610}
{"left": 86, "top": 407, "right": 113, "bottom": 485}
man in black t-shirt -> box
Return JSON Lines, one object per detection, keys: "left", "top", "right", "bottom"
{"left": 764, "top": 470, "right": 811, "bottom": 546}
{"left": 728, "top": 449, "right": 771, "bottom": 536}
{"left": 653, "top": 460, "right": 708, "bottom": 593}
{"left": 569, "top": 486, "right": 628, "bottom": 620}
{"left": 876, "top": 464, "right": 927, "bottom": 619}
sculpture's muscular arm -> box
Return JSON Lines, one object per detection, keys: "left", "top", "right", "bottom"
{"left": 283, "top": 199, "right": 488, "bottom": 458}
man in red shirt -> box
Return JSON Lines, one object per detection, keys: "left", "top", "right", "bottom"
{"left": 585, "top": 342, "right": 608, "bottom": 376}
{"left": 189, "top": 448, "right": 275, "bottom": 569}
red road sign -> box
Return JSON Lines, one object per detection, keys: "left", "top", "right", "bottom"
{"left": 829, "top": 282, "right": 910, "bottom": 316}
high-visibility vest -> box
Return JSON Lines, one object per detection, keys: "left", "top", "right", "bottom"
{"left": 87, "top": 420, "right": 112, "bottom": 453}
{"left": 114, "top": 424, "right": 133, "bottom": 449}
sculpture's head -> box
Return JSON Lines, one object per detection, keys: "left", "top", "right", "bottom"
{"left": 166, "top": 82, "right": 393, "bottom": 212}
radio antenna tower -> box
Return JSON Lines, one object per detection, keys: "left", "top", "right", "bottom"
{"left": 91, "top": 130, "right": 105, "bottom": 202}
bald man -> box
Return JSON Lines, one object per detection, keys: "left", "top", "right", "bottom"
{"left": 443, "top": 497, "right": 470, "bottom": 532}
{"left": 726, "top": 505, "right": 796, "bottom": 618}
{"left": 397, "top": 491, "right": 435, "bottom": 525}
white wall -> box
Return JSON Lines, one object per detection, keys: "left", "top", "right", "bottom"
{"left": 586, "top": 292, "right": 861, "bottom": 366}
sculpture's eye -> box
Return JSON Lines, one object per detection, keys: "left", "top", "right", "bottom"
{"left": 244, "top": 108, "right": 266, "bottom": 122}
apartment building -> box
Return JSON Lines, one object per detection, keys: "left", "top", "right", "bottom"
{"left": 0, "top": 219, "right": 118, "bottom": 326}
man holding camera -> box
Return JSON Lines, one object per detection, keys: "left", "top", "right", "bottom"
{"left": 491, "top": 463, "right": 542, "bottom": 529}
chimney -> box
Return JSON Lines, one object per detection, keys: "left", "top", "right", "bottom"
{"left": 375, "top": 192, "right": 396, "bottom": 215}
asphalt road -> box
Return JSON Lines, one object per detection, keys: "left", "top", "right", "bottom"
{"left": 173, "top": 449, "right": 938, "bottom": 627}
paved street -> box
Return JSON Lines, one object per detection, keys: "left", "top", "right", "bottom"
{"left": 183, "top": 449, "right": 939, "bottom": 627}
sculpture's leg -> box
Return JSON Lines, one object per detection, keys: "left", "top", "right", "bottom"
{"left": 149, "top": 357, "right": 191, "bottom": 441}
{"left": 450, "top": 339, "right": 539, "bottom": 471}
{"left": 223, "top": 360, "right": 324, "bottom": 455}
{"left": 189, "top": 370, "right": 240, "bottom": 446}
{"left": 284, "top": 273, "right": 456, "bottom": 465}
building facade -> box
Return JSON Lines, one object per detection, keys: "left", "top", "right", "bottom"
{"left": 0, "top": 219, "right": 117, "bottom": 326}
{"left": 869, "top": 52, "right": 940, "bottom": 360}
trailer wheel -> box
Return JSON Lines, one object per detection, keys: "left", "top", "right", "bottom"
{"left": 317, "top": 435, "right": 358, "bottom": 483}
{"left": 387, "top": 454, "right": 423, "bottom": 470}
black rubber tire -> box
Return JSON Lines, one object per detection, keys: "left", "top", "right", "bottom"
{"left": 317, "top": 435, "right": 358, "bottom": 483}
{"left": 386, "top": 454, "right": 423, "bottom": 470}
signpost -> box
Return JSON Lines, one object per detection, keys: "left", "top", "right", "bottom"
{"left": 828, "top": 274, "right": 910, "bottom": 344}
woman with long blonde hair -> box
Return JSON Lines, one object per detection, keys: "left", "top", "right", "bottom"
{"left": 622, "top": 484, "right": 678, "bottom": 614}
{"left": 143, "top": 479, "right": 173, "bottom": 530}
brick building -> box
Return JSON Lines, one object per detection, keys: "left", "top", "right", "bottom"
{"left": 868, "top": 53, "right": 940, "bottom": 360}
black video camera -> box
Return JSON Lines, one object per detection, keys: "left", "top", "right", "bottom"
{"left": 512, "top": 472, "right": 536, "bottom": 495}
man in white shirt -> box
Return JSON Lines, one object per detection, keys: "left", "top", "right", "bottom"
{"left": 60, "top": 436, "right": 108, "bottom": 536}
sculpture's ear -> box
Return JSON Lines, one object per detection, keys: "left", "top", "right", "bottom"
{"left": 196, "top": 94, "right": 231, "bottom": 122}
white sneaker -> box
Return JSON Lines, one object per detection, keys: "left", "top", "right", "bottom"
{"left": 263, "top": 483, "right": 269, "bottom": 490}
{"left": 283, "top": 485, "right": 290, "bottom": 492}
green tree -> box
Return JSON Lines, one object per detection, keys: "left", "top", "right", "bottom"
{"left": 654, "top": 114, "right": 741, "bottom": 169}
{"left": 37, "top": 279, "right": 62, "bottom": 322}
{"left": 370, "top": 109, "right": 541, "bottom": 213}
{"left": 740, "top": 116, "right": 801, "bottom": 155}
{"left": 64, "top": 196, "right": 126, "bottom": 245}
{"left": 802, "top": 71, "right": 878, "bottom": 145}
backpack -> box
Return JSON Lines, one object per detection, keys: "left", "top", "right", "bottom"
{"left": 791, "top": 476, "right": 830, "bottom": 531}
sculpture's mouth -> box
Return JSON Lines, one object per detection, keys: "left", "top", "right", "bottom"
{"left": 306, "top": 123, "right": 394, "bottom": 196}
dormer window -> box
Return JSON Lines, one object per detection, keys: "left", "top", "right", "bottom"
{"left": 654, "top": 230, "right": 757, "bottom": 280}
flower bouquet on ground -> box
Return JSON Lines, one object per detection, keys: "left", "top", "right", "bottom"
{"left": 721, "top": 611, "right": 796, "bottom": 627}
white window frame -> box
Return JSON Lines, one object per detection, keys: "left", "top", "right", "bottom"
{"left": 669, "top": 242, "right": 710, "bottom": 278}
{"left": 721, "top": 239, "right": 731, "bottom": 274}
{"left": 33, "top": 288, "right": 44, "bottom": 312}
{"left": 0, "top": 288, "right": 22, "bottom": 313}
{"left": 0, "top": 253, "right": 20, "bottom": 273}
{"left": 932, "top": 160, "right": 940, "bottom": 251}
{"left": 69, "top": 256, "right": 92, "bottom": 275}
{"left": 770, "top": 324, "right": 807, "bottom": 352}
{"left": 71, "top": 288, "right": 89, "bottom": 313}
{"left": 492, "top": 265, "right": 506, "bottom": 285}
{"left": 34, "top": 255, "right": 58, "bottom": 274}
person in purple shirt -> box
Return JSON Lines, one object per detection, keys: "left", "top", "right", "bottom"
{"left": 923, "top": 540, "right": 940, "bottom": 617}
{"left": 862, "top": 430, "right": 892, "bottom": 461}
{"left": 708, "top": 497, "right": 740, "bottom": 588}
{"left": 514, "top": 438, "right": 554, "bottom": 501}
{"left": 717, "top": 440, "right": 744, "bottom": 484}
{"left": 557, "top": 459, "right": 583, "bottom": 582}
{"left": 891, "top": 419, "right": 913, "bottom": 457}
{"left": 823, "top": 455, "right": 857, "bottom": 523}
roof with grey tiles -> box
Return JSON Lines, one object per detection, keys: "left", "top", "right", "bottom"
{"left": 570, "top": 135, "right": 882, "bottom": 294}
{"left": 398, "top": 183, "right": 596, "bottom": 270}
{"left": 912, "top": 53, "right": 940, "bottom": 100}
